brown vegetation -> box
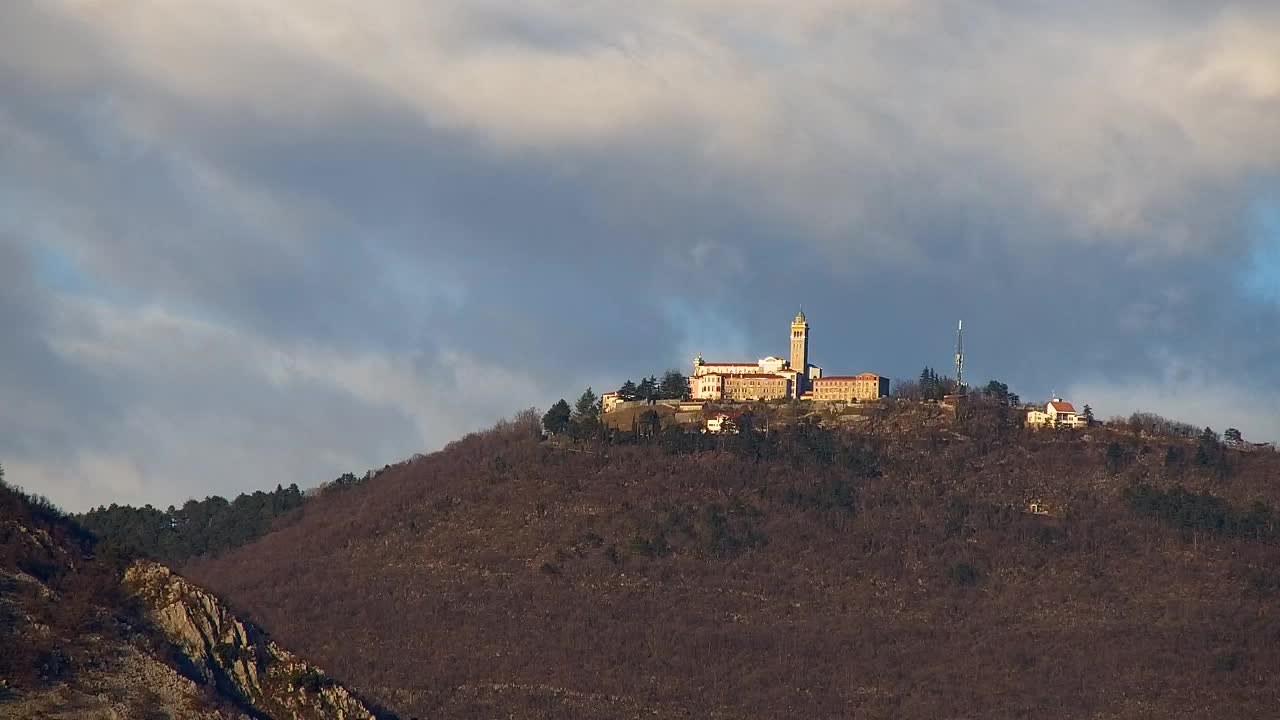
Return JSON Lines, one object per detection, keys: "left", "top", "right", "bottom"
{"left": 0, "top": 477, "right": 147, "bottom": 693}
{"left": 185, "top": 408, "right": 1280, "bottom": 719}
{"left": 0, "top": 473, "right": 381, "bottom": 719}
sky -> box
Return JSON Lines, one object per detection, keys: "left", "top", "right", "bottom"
{"left": 1, "top": 1, "right": 1277, "bottom": 511}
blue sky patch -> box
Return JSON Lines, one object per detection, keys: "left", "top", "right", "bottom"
{"left": 1242, "top": 200, "right": 1280, "bottom": 305}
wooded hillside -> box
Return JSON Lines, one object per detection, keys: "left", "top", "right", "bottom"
{"left": 184, "top": 410, "right": 1280, "bottom": 719}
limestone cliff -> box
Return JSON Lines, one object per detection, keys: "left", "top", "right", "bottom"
{"left": 123, "top": 561, "right": 375, "bottom": 720}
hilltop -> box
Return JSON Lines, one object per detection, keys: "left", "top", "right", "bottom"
{"left": 181, "top": 403, "right": 1280, "bottom": 719}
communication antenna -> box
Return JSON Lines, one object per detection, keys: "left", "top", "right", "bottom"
{"left": 955, "top": 320, "right": 964, "bottom": 392}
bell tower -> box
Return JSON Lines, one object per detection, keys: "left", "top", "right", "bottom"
{"left": 790, "top": 308, "right": 809, "bottom": 393}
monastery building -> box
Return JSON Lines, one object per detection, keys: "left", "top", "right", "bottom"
{"left": 690, "top": 310, "right": 887, "bottom": 403}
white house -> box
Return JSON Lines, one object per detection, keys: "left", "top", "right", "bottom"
{"left": 705, "top": 413, "right": 738, "bottom": 434}
{"left": 601, "top": 392, "right": 621, "bottom": 414}
{"left": 1027, "top": 398, "right": 1087, "bottom": 428}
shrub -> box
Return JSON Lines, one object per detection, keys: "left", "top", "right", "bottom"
{"left": 38, "top": 648, "right": 72, "bottom": 680}
{"left": 782, "top": 478, "right": 858, "bottom": 514}
{"left": 604, "top": 544, "right": 623, "bottom": 565}
{"left": 290, "top": 668, "right": 335, "bottom": 693}
{"left": 1214, "top": 653, "right": 1242, "bottom": 673}
{"left": 1105, "top": 442, "right": 1128, "bottom": 473}
{"left": 1246, "top": 570, "right": 1280, "bottom": 595}
{"left": 700, "top": 505, "right": 767, "bottom": 559}
{"left": 214, "top": 642, "right": 253, "bottom": 667}
{"left": 947, "top": 562, "right": 980, "bottom": 586}
{"left": 629, "top": 533, "right": 671, "bottom": 558}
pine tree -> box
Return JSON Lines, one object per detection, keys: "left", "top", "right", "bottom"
{"left": 1196, "top": 427, "right": 1221, "bottom": 466}
{"left": 637, "top": 376, "right": 658, "bottom": 403}
{"left": 619, "top": 380, "right": 639, "bottom": 402}
{"left": 659, "top": 370, "right": 689, "bottom": 400}
{"left": 542, "top": 399, "right": 572, "bottom": 435}
{"left": 573, "top": 388, "right": 600, "bottom": 422}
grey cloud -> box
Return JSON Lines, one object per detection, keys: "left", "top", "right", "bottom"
{"left": 0, "top": 1, "right": 1278, "bottom": 510}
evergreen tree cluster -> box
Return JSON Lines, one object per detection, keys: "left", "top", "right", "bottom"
{"left": 618, "top": 370, "right": 689, "bottom": 402}
{"left": 891, "top": 367, "right": 958, "bottom": 401}
{"left": 1125, "top": 483, "right": 1277, "bottom": 543}
{"left": 917, "top": 367, "right": 955, "bottom": 401}
{"left": 1195, "top": 427, "right": 1231, "bottom": 476}
{"left": 981, "top": 380, "right": 1021, "bottom": 408}
{"left": 542, "top": 387, "right": 604, "bottom": 440}
{"left": 77, "top": 483, "right": 306, "bottom": 565}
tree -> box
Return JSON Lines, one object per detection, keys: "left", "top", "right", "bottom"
{"left": 982, "top": 380, "right": 1020, "bottom": 408}
{"left": 638, "top": 409, "right": 662, "bottom": 439}
{"left": 1105, "top": 442, "right": 1127, "bottom": 473}
{"left": 917, "top": 367, "right": 952, "bottom": 401}
{"left": 892, "top": 379, "right": 921, "bottom": 400}
{"left": 919, "top": 367, "right": 935, "bottom": 399}
{"left": 618, "top": 380, "right": 639, "bottom": 402}
{"left": 983, "top": 380, "right": 1009, "bottom": 402}
{"left": 637, "top": 376, "right": 657, "bottom": 403}
{"left": 542, "top": 399, "right": 571, "bottom": 436}
{"left": 574, "top": 388, "right": 600, "bottom": 422}
{"left": 659, "top": 370, "right": 689, "bottom": 400}
{"left": 1082, "top": 404, "right": 1095, "bottom": 426}
{"left": 1224, "top": 428, "right": 1243, "bottom": 446}
{"left": 1196, "top": 427, "right": 1224, "bottom": 469}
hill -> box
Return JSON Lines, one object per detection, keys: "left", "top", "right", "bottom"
{"left": 0, "top": 471, "right": 381, "bottom": 720}
{"left": 182, "top": 406, "right": 1280, "bottom": 719}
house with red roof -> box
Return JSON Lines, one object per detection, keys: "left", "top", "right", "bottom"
{"left": 1027, "top": 398, "right": 1087, "bottom": 428}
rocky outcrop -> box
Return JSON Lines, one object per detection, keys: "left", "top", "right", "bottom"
{"left": 124, "top": 561, "right": 375, "bottom": 720}
{"left": 0, "top": 639, "right": 234, "bottom": 720}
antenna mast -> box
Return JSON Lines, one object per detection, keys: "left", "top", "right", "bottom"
{"left": 955, "top": 320, "right": 964, "bottom": 392}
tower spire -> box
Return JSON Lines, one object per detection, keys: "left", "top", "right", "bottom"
{"left": 790, "top": 310, "right": 810, "bottom": 399}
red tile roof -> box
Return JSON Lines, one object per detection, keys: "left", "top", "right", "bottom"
{"left": 1049, "top": 401, "right": 1076, "bottom": 413}
{"left": 813, "top": 373, "right": 882, "bottom": 381}
{"left": 701, "top": 362, "right": 759, "bottom": 367}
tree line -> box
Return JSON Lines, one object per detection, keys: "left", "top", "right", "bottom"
{"left": 892, "top": 367, "right": 960, "bottom": 401}
{"left": 541, "top": 388, "right": 603, "bottom": 440}
{"left": 617, "top": 370, "right": 689, "bottom": 402}
{"left": 542, "top": 369, "right": 690, "bottom": 441}
{"left": 77, "top": 483, "right": 307, "bottom": 565}
{"left": 1124, "top": 482, "right": 1277, "bottom": 543}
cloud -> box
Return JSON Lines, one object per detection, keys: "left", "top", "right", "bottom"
{"left": 1068, "top": 362, "right": 1280, "bottom": 442}
{"left": 0, "top": 0, "right": 1278, "bottom": 510}
{"left": 13, "top": 1, "right": 1278, "bottom": 256}
{"left": 16, "top": 294, "right": 548, "bottom": 509}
